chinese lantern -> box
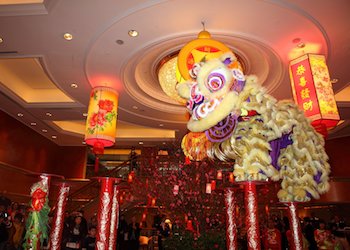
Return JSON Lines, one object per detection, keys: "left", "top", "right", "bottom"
{"left": 289, "top": 54, "right": 339, "bottom": 137}
{"left": 173, "top": 185, "right": 179, "bottom": 196}
{"left": 217, "top": 170, "right": 223, "bottom": 180}
{"left": 229, "top": 172, "right": 235, "bottom": 183}
{"left": 186, "top": 220, "right": 194, "bottom": 231}
{"left": 85, "top": 86, "right": 118, "bottom": 171}
{"left": 206, "top": 183, "right": 212, "bottom": 194}
{"left": 211, "top": 180, "right": 216, "bottom": 191}
{"left": 151, "top": 198, "right": 156, "bottom": 207}
{"left": 142, "top": 212, "right": 147, "bottom": 221}
{"left": 181, "top": 132, "right": 212, "bottom": 161}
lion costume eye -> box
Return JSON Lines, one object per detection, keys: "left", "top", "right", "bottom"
{"left": 206, "top": 69, "right": 226, "bottom": 92}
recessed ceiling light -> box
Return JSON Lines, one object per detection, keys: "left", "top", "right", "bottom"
{"left": 17, "top": 113, "right": 23, "bottom": 117}
{"left": 52, "top": 135, "right": 57, "bottom": 139}
{"left": 70, "top": 83, "right": 78, "bottom": 88}
{"left": 46, "top": 112, "right": 52, "bottom": 117}
{"left": 297, "top": 42, "right": 305, "bottom": 48}
{"left": 30, "top": 122, "right": 37, "bottom": 126}
{"left": 42, "top": 129, "right": 48, "bottom": 133}
{"left": 331, "top": 78, "right": 338, "bottom": 84}
{"left": 162, "top": 142, "right": 166, "bottom": 145}
{"left": 132, "top": 106, "right": 138, "bottom": 110}
{"left": 128, "top": 30, "right": 139, "bottom": 37}
{"left": 82, "top": 113, "right": 88, "bottom": 117}
{"left": 63, "top": 33, "right": 73, "bottom": 41}
{"left": 139, "top": 141, "right": 144, "bottom": 145}
{"left": 116, "top": 39, "right": 124, "bottom": 45}
{"left": 159, "top": 124, "right": 164, "bottom": 127}
{"left": 0, "top": 37, "right": 3, "bottom": 43}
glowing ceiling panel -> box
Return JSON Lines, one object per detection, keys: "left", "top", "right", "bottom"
{"left": 0, "top": 58, "right": 74, "bottom": 103}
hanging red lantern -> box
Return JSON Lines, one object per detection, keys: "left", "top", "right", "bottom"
{"left": 206, "top": 183, "right": 212, "bottom": 194}
{"left": 127, "top": 171, "right": 134, "bottom": 183}
{"left": 151, "top": 198, "right": 156, "bottom": 207}
{"left": 217, "top": 170, "right": 223, "bottom": 180}
{"left": 229, "top": 172, "right": 235, "bottom": 183}
{"left": 181, "top": 132, "right": 212, "bottom": 161}
{"left": 184, "top": 156, "right": 191, "bottom": 165}
{"left": 211, "top": 180, "right": 216, "bottom": 191}
{"left": 142, "top": 212, "right": 147, "bottom": 221}
{"left": 85, "top": 86, "right": 118, "bottom": 172}
{"left": 289, "top": 54, "right": 340, "bottom": 137}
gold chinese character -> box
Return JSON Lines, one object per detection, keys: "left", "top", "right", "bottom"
{"left": 299, "top": 77, "right": 307, "bottom": 87}
{"left": 296, "top": 65, "right": 306, "bottom": 75}
{"left": 301, "top": 88, "right": 310, "bottom": 99}
{"left": 303, "top": 100, "right": 313, "bottom": 111}
{"left": 204, "top": 46, "right": 211, "bottom": 52}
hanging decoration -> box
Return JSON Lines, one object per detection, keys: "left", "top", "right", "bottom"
{"left": 181, "top": 132, "right": 212, "bottom": 161}
{"left": 85, "top": 86, "right": 118, "bottom": 172}
{"left": 23, "top": 176, "right": 50, "bottom": 250}
{"left": 206, "top": 183, "right": 212, "bottom": 194}
{"left": 217, "top": 170, "right": 223, "bottom": 180}
{"left": 177, "top": 47, "right": 331, "bottom": 202}
{"left": 289, "top": 54, "right": 340, "bottom": 137}
{"left": 176, "top": 28, "right": 333, "bottom": 250}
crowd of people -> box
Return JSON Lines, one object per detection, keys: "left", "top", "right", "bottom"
{"left": 0, "top": 199, "right": 349, "bottom": 250}
{"left": 243, "top": 215, "right": 350, "bottom": 250}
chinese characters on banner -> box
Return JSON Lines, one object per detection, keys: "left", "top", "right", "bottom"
{"left": 289, "top": 54, "right": 339, "bottom": 130}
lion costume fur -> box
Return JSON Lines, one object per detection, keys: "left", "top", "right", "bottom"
{"left": 177, "top": 52, "right": 330, "bottom": 202}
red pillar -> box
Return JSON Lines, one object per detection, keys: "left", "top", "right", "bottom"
{"left": 108, "top": 185, "right": 119, "bottom": 250}
{"left": 244, "top": 182, "right": 261, "bottom": 250}
{"left": 50, "top": 183, "right": 70, "bottom": 250}
{"left": 96, "top": 178, "right": 116, "bottom": 250}
{"left": 224, "top": 188, "right": 238, "bottom": 250}
{"left": 287, "top": 202, "right": 303, "bottom": 250}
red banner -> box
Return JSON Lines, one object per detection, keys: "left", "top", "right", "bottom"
{"left": 290, "top": 55, "right": 320, "bottom": 119}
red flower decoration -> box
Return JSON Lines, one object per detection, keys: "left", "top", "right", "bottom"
{"left": 98, "top": 99, "right": 114, "bottom": 112}
{"left": 89, "top": 112, "right": 106, "bottom": 127}
{"left": 31, "top": 188, "right": 47, "bottom": 211}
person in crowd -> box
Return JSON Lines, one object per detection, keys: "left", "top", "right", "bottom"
{"left": 82, "top": 226, "right": 96, "bottom": 250}
{"left": 0, "top": 212, "right": 9, "bottom": 250}
{"left": 263, "top": 219, "right": 282, "bottom": 250}
{"left": 8, "top": 203, "right": 19, "bottom": 222}
{"left": 7, "top": 213, "right": 25, "bottom": 250}
{"left": 333, "top": 229, "right": 350, "bottom": 250}
{"left": 117, "top": 215, "right": 128, "bottom": 250}
{"left": 303, "top": 217, "right": 317, "bottom": 250}
{"left": 62, "top": 215, "right": 87, "bottom": 250}
{"left": 314, "top": 220, "right": 334, "bottom": 250}
{"left": 153, "top": 212, "right": 162, "bottom": 230}
{"left": 87, "top": 215, "right": 98, "bottom": 230}
{"left": 128, "top": 216, "right": 140, "bottom": 250}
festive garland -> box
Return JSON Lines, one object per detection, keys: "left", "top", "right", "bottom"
{"left": 23, "top": 178, "right": 50, "bottom": 249}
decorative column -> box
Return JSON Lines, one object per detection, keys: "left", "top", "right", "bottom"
{"left": 50, "top": 183, "right": 70, "bottom": 250}
{"left": 96, "top": 177, "right": 117, "bottom": 250}
{"left": 287, "top": 202, "right": 303, "bottom": 250}
{"left": 244, "top": 182, "right": 261, "bottom": 250}
{"left": 224, "top": 188, "right": 237, "bottom": 250}
{"left": 108, "top": 185, "right": 119, "bottom": 250}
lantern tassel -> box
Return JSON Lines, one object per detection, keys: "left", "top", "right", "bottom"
{"left": 95, "top": 156, "right": 99, "bottom": 174}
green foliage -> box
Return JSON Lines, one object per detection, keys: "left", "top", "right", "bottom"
{"left": 105, "top": 111, "right": 116, "bottom": 123}
{"left": 23, "top": 199, "right": 50, "bottom": 249}
{"left": 163, "top": 230, "right": 226, "bottom": 250}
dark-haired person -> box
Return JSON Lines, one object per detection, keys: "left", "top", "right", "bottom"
{"left": 62, "top": 215, "right": 87, "bottom": 250}
{"left": 0, "top": 212, "right": 9, "bottom": 250}
{"left": 82, "top": 226, "right": 96, "bottom": 250}
{"left": 8, "top": 213, "right": 25, "bottom": 250}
